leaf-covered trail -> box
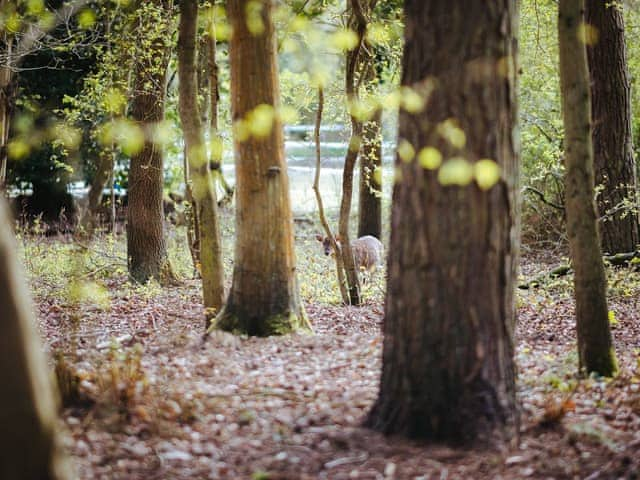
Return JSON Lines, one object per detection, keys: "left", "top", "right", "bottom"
{"left": 36, "top": 269, "right": 640, "bottom": 479}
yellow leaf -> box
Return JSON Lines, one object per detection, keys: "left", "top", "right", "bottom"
{"left": 77, "top": 8, "right": 96, "bottom": 29}
{"left": 103, "top": 88, "right": 126, "bottom": 115}
{"left": 247, "top": 104, "right": 275, "bottom": 138}
{"left": 278, "top": 105, "right": 299, "bottom": 125}
{"left": 474, "top": 159, "right": 501, "bottom": 190}
{"left": 366, "top": 22, "right": 390, "bottom": 46}
{"left": 578, "top": 22, "right": 599, "bottom": 46}
{"left": 5, "top": 12, "right": 22, "bottom": 33}
{"left": 8, "top": 140, "right": 30, "bottom": 160}
{"left": 26, "top": 0, "right": 45, "bottom": 15}
{"left": 418, "top": 147, "right": 442, "bottom": 170}
{"left": 437, "top": 119, "right": 466, "bottom": 149}
{"left": 437, "top": 157, "right": 474, "bottom": 186}
{"left": 397, "top": 139, "right": 415, "bottom": 163}
{"left": 400, "top": 87, "right": 425, "bottom": 114}
{"left": 51, "top": 123, "right": 82, "bottom": 150}
{"left": 245, "top": 1, "right": 265, "bottom": 35}
{"left": 330, "top": 28, "right": 359, "bottom": 51}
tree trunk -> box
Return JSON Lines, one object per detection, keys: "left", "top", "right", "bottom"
{"left": 358, "top": 108, "right": 382, "bottom": 239}
{"left": 357, "top": 39, "right": 382, "bottom": 240}
{"left": 313, "top": 88, "right": 350, "bottom": 304}
{"left": 559, "top": 0, "right": 617, "bottom": 376}
{"left": 0, "top": 199, "right": 71, "bottom": 479}
{"left": 339, "top": 0, "right": 377, "bottom": 306}
{"left": 0, "top": 38, "right": 13, "bottom": 188}
{"left": 585, "top": 0, "right": 638, "bottom": 254}
{"left": 366, "top": 0, "right": 519, "bottom": 444}
{"left": 178, "top": 0, "right": 225, "bottom": 316}
{"left": 205, "top": 11, "right": 235, "bottom": 205}
{"left": 212, "top": 0, "right": 311, "bottom": 336}
{"left": 126, "top": 0, "right": 174, "bottom": 284}
{"left": 80, "top": 147, "right": 114, "bottom": 235}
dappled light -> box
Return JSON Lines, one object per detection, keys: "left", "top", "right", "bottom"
{"left": 1, "top": 0, "right": 640, "bottom": 478}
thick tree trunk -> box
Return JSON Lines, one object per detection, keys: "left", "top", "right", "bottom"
{"left": 0, "top": 200, "right": 71, "bottom": 479}
{"left": 559, "top": 0, "right": 617, "bottom": 376}
{"left": 585, "top": 0, "right": 638, "bottom": 254}
{"left": 358, "top": 108, "right": 382, "bottom": 239}
{"left": 212, "top": 0, "right": 310, "bottom": 336}
{"left": 178, "top": 0, "right": 225, "bottom": 315}
{"left": 366, "top": 1, "right": 519, "bottom": 444}
{"left": 126, "top": 0, "right": 174, "bottom": 283}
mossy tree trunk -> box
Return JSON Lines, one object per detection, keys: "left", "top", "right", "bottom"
{"left": 212, "top": 0, "right": 310, "bottom": 336}
{"left": 178, "top": 0, "right": 225, "bottom": 316}
{"left": 126, "top": 0, "right": 174, "bottom": 283}
{"left": 366, "top": 0, "right": 519, "bottom": 444}
{"left": 559, "top": 0, "right": 617, "bottom": 376}
{"left": 0, "top": 200, "right": 71, "bottom": 479}
{"left": 585, "top": 0, "right": 638, "bottom": 254}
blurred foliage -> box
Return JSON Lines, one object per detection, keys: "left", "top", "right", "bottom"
{"left": 5, "top": 0, "right": 640, "bottom": 249}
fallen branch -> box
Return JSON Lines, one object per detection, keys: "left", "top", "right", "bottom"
{"left": 518, "top": 251, "right": 640, "bottom": 289}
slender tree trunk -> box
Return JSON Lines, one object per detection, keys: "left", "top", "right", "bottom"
{"left": 178, "top": 0, "right": 225, "bottom": 316}
{"left": 80, "top": 147, "right": 114, "bottom": 234}
{"left": 366, "top": 0, "right": 519, "bottom": 443}
{"left": 313, "top": 88, "right": 350, "bottom": 304}
{"left": 358, "top": 108, "right": 382, "bottom": 239}
{"left": 585, "top": 0, "right": 638, "bottom": 254}
{"left": 0, "top": 199, "right": 71, "bottom": 479}
{"left": 126, "top": 0, "right": 174, "bottom": 283}
{"left": 0, "top": 38, "right": 13, "bottom": 188}
{"left": 559, "top": 0, "right": 617, "bottom": 376}
{"left": 358, "top": 41, "right": 382, "bottom": 240}
{"left": 339, "top": 0, "right": 377, "bottom": 306}
{"left": 212, "top": 0, "right": 310, "bottom": 336}
{"left": 205, "top": 11, "right": 235, "bottom": 205}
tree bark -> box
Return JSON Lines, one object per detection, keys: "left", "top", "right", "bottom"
{"left": 559, "top": 0, "right": 617, "bottom": 376}
{"left": 80, "top": 147, "right": 114, "bottom": 235}
{"left": 0, "top": 38, "right": 14, "bottom": 188}
{"left": 585, "top": 0, "right": 638, "bottom": 254}
{"left": 178, "top": 0, "right": 225, "bottom": 315}
{"left": 212, "top": 0, "right": 311, "bottom": 336}
{"left": 126, "top": 0, "right": 174, "bottom": 283}
{"left": 0, "top": 199, "right": 71, "bottom": 479}
{"left": 366, "top": 0, "right": 519, "bottom": 444}
{"left": 358, "top": 108, "right": 382, "bottom": 239}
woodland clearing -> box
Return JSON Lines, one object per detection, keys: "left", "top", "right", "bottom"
{"left": 28, "top": 224, "right": 640, "bottom": 480}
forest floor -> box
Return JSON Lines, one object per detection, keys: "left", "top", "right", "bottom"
{"left": 26, "top": 226, "right": 640, "bottom": 480}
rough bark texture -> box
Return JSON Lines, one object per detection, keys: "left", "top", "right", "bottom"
{"left": 0, "top": 200, "right": 71, "bottom": 479}
{"left": 366, "top": 1, "right": 519, "bottom": 444}
{"left": 585, "top": 0, "right": 638, "bottom": 254}
{"left": 178, "top": 0, "right": 225, "bottom": 315}
{"left": 358, "top": 108, "right": 382, "bottom": 239}
{"left": 213, "top": 0, "right": 310, "bottom": 336}
{"left": 126, "top": 0, "right": 173, "bottom": 283}
{"left": 559, "top": 0, "right": 617, "bottom": 376}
